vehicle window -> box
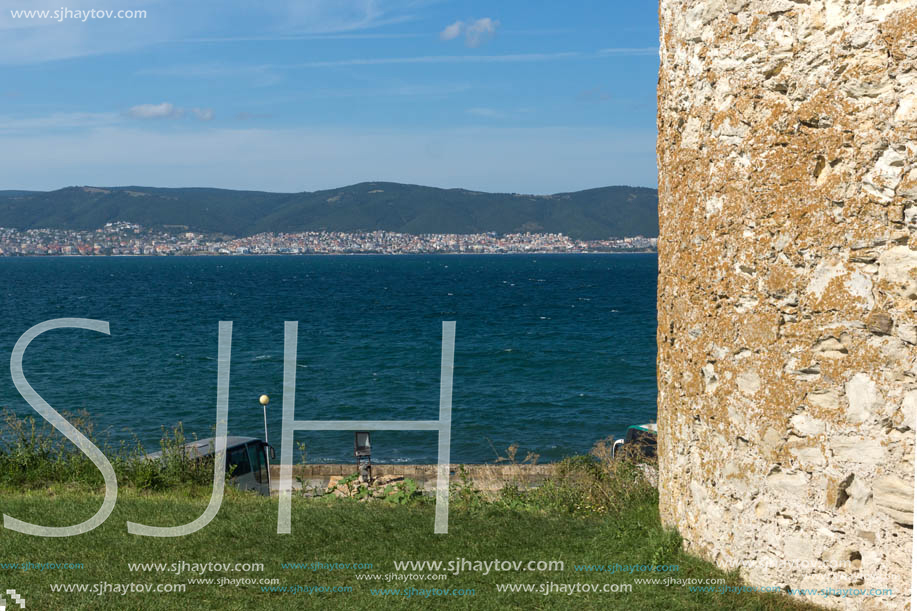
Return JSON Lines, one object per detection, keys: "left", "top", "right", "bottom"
{"left": 228, "top": 446, "right": 251, "bottom": 477}
{"left": 247, "top": 443, "right": 267, "bottom": 484}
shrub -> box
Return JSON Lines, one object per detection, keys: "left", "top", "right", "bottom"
{"left": 0, "top": 410, "right": 222, "bottom": 492}
{"left": 490, "top": 437, "right": 658, "bottom": 517}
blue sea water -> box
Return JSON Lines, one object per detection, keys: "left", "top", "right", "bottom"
{"left": 0, "top": 254, "right": 657, "bottom": 464}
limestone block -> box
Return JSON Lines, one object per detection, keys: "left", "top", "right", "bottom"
{"left": 901, "top": 391, "right": 917, "bottom": 430}
{"left": 790, "top": 412, "right": 826, "bottom": 437}
{"left": 878, "top": 246, "right": 917, "bottom": 299}
{"left": 843, "top": 477, "right": 873, "bottom": 519}
{"left": 896, "top": 323, "right": 917, "bottom": 345}
{"left": 873, "top": 475, "right": 914, "bottom": 525}
{"left": 830, "top": 437, "right": 885, "bottom": 466}
{"left": 736, "top": 371, "right": 761, "bottom": 395}
{"left": 844, "top": 374, "right": 884, "bottom": 423}
{"left": 767, "top": 470, "right": 809, "bottom": 496}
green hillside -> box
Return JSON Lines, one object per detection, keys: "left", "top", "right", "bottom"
{"left": 0, "top": 182, "right": 658, "bottom": 240}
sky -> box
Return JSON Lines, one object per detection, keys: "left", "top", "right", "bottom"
{"left": 0, "top": 1, "right": 660, "bottom": 194}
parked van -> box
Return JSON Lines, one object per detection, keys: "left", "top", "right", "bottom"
{"left": 146, "top": 436, "right": 275, "bottom": 496}
{"left": 612, "top": 423, "right": 657, "bottom": 459}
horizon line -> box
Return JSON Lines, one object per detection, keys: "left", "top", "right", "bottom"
{"left": 0, "top": 181, "right": 660, "bottom": 196}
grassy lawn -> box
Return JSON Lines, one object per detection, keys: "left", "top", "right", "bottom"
{"left": 0, "top": 487, "right": 822, "bottom": 610}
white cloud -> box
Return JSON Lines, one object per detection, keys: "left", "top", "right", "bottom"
{"left": 0, "top": 0, "right": 430, "bottom": 65}
{"left": 464, "top": 18, "right": 499, "bottom": 48}
{"left": 139, "top": 63, "right": 283, "bottom": 87}
{"left": 192, "top": 108, "right": 215, "bottom": 121}
{"left": 139, "top": 48, "right": 657, "bottom": 78}
{"left": 465, "top": 107, "right": 533, "bottom": 120}
{"left": 293, "top": 82, "right": 473, "bottom": 99}
{"left": 439, "top": 21, "right": 463, "bottom": 41}
{"left": 127, "top": 102, "right": 183, "bottom": 119}
{"left": 234, "top": 112, "right": 273, "bottom": 121}
{"left": 293, "top": 51, "right": 579, "bottom": 68}
{"left": 466, "top": 107, "right": 503, "bottom": 119}
{"left": 185, "top": 32, "right": 427, "bottom": 43}
{"left": 0, "top": 112, "right": 121, "bottom": 131}
{"left": 439, "top": 17, "right": 500, "bottom": 48}
{"left": 125, "top": 103, "right": 214, "bottom": 121}
{"left": 598, "top": 47, "right": 658, "bottom": 56}
{"left": 257, "top": 0, "right": 422, "bottom": 35}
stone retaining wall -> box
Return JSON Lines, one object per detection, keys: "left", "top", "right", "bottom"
{"left": 270, "top": 464, "right": 556, "bottom": 493}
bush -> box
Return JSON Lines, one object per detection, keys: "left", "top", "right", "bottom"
{"left": 0, "top": 409, "right": 221, "bottom": 492}
{"left": 491, "top": 436, "right": 658, "bottom": 516}
{"left": 0, "top": 409, "right": 657, "bottom": 520}
{"left": 0, "top": 408, "right": 105, "bottom": 488}
{"left": 116, "top": 423, "right": 218, "bottom": 491}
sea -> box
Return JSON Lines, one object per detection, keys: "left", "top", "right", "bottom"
{"left": 0, "top": 254, "right": 657, "bottom": 464}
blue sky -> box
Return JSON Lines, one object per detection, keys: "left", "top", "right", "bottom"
{"left": 0, "top": 1, "right": 659, "bottom": 193}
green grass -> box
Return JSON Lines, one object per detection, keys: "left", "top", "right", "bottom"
{"left": 0, "top": 487, "right": 821, "bottom": 610}
{"left": 0, "top": 413, "right": 821, "bottom": 609}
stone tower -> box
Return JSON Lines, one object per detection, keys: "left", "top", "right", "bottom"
{"left": 656, "top": 1, "right": 916, "bottom": 608}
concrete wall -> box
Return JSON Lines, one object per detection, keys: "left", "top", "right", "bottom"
{"left": 656, "top": 1, "right": 917, "bottom": 608}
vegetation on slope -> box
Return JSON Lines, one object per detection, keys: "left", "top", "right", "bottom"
{"left": 0, "top": 411, "right": 819, "bottom": 610}
{"left": 0, "top": 183, "right": 658, "bottom": 240}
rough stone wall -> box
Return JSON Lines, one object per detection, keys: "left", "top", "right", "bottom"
{"left": 656, "top": 1, "right": 917, "bottom": 608}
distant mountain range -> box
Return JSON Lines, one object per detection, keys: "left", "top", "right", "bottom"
{"left": 0, "top": 182, "right": 658, "bottom": 240}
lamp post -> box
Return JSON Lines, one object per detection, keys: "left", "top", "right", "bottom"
{"left": 259, "top": 394, "right": 271, "bottom": 476}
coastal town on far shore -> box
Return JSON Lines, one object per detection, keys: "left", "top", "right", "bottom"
{"left": 0, "top": 221, "right": 658, "bottom": 256}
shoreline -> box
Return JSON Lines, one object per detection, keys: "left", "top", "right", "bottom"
{"left": 0, "top": 250, "right": 658, "bottom": 258}
{"left": 270, "top": 463, "right": 557, "bottom": 494}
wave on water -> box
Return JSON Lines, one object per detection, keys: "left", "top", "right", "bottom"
{"left": 0, "top": 254, "right": 658, "bottom": 463}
